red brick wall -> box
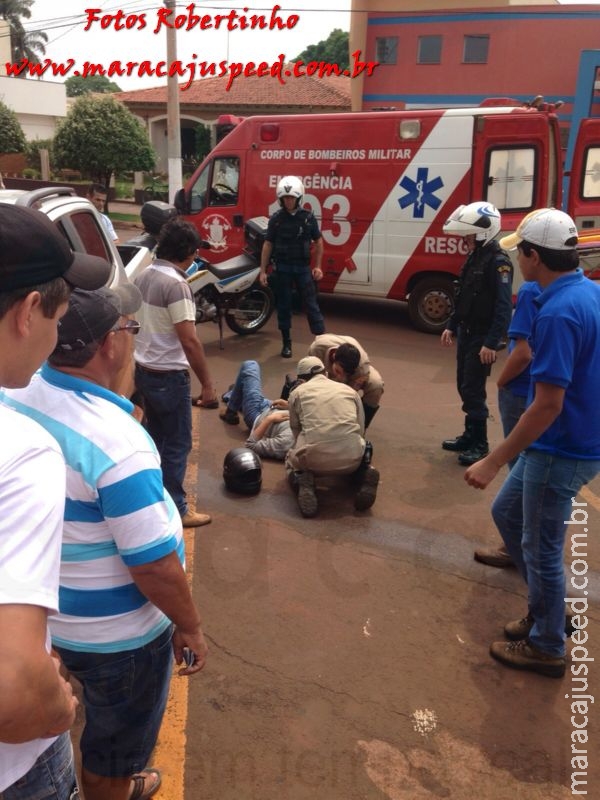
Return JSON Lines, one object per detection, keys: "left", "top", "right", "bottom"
{"left": 0, "top": 153, "right": 27, "bottom": 176}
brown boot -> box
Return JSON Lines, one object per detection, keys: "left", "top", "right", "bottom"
{"left": 297, "top": 471, "right": 317, "bottom": 517}
{"left": 181, "top": 510, "right": 212, "bottom": 527}
{"left": 473, "top": 544, "right": 515, "bottom": 568}
{"left": 490, "top": 639, "right": 566, "bottom": 678}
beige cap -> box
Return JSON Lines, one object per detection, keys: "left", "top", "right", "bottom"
{"left": 296, "top": 356, "right": 325, "bottom": 378}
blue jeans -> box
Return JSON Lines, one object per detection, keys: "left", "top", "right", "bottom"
{"left": 225, "top": 360, "right": 271, "bottom": 429}
{"left": 497, "top": 386, "right": 527, "bottom": 468}
{"left": 55, "top": 625, "right": 173, "bottom": 778}
{"left": 135, "top": 366, "right": 192, "bottom": 515}
{"left": 273, "top": 263, "right": 325, "bottom": 334}
{"left": 492, "top": 451, "right": 600, "bottom": 656}
{"left": 2, "top": 734, "right": 79, "bottom": 799}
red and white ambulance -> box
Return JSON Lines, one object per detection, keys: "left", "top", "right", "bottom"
{"left": 175, "top": 100, "right": 600, "bottom": 332}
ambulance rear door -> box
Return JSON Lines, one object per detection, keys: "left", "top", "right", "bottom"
{"left": 566, "top": 117, "right": 600, "bottom": 232}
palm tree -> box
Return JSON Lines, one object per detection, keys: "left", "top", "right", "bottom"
{"left": 0, "top": 0, "right": 34, "bottom": 24}
{"left": 10, "top": 20, "right": 47, "bottom": 64}
{"left": 0, "top": 0, "right": 47, "bottom": 68}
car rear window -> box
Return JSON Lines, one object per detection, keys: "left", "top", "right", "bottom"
{"left": 56, "top": 210, "right": 113, "bottom": 262}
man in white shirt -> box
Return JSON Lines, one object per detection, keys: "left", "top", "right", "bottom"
{"left": 0, "top": 203, "right": 110, "bottom": 798}
{"left": 87, "top": 182, "right": 120, "bottom": 243}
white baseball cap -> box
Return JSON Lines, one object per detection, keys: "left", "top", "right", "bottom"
{"left": 499, "top": 208, "right": 578, "bottom": 251}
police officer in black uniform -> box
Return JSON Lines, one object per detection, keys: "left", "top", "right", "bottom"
{"left": 259, "top": 176, "right": 325, "bottom": 358}
{"left": 440, "top": 202, "right": 513, "bottom": 466}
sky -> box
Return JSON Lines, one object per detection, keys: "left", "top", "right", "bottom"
{"left": 24, "top": 1, "right": 600, "bottom": 93}
{"left": 26, "top": 1, "right": 354, "bottom": 91}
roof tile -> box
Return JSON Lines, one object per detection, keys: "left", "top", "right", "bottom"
{"left": 117, "top": 69, "right": 351, "bottom": 110}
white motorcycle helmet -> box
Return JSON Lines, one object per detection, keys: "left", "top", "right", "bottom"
{"left": 443, "top": 202, "right": 501, "bottom": 246}
{"left": 276, "top": 176, "right": 304, "bottom": 208}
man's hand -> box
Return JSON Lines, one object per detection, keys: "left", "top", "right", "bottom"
{"left": 271, "top": 398, "right": 288, "bottom": 410}
{"left": 43, "top": 656, "right": 78, "bottom": 737}
{"left": 312, "top": 267, "right": 323, "bottom": 281}
{"left": 440, "top": 329, "right": 454, "bottom": 347}
{"left": 464, "top": 454, "right": 501, "bottom": 490}
{"left": 199, "top": 385, "right": 218, "bottom": 406}
{"left": 267, "top": 411, "right": 289, "bottom": 424}
{"left": 479, "top": 346, "right": 497, "bottom": 365}
{"left": 259, "top": 270, "right": 269, "bottom": 287}
{"left": 172, "top": 626, "right": 208, "bottom": 676}
{"left": 349, "top": 375, "right": 368, "bottom": 392}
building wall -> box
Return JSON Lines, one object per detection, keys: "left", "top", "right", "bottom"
{"left": 0, "top": 76, "right": 67, "bottom": 140}
{"left": 350, "top": 2, "right": 600, "bottom": 117}
{"left": 0, "top": 21, "right": 67, "bottom": 142}
{"left": 0, "top": 20, "right": 10, "bottom": 76}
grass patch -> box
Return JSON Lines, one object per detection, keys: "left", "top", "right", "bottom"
{"left": 109, "top": 211, "right": 140, "bottom": 223}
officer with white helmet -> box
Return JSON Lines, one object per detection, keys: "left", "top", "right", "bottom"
{"left": 440, "top": 202, "right": 513, "bottom": 466}
{"left": 259, "top": 176, "right": 325, "bottom": 358}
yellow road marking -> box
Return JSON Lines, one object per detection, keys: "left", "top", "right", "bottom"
{"left": 580, "top": 484, "right": 600, "bottom": 513}
{"left": 153, "top": 423, "right": 201, "bottom": 800}
{"left": 152, "top": 527, "right": 195, "bottom": 800}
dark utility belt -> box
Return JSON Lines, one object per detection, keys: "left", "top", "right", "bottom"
{"left": 135, "top": 363, "right": 189, "bottom": 376}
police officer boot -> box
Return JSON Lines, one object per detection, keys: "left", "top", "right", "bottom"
{"left": 442, "top": 416, "right": 473, "bottom": 451}
{"left": 280, "top": 330, "right": 292, "bottom": 358}
{"left": 457, "top": 419, "right": 489, "bottom": 466}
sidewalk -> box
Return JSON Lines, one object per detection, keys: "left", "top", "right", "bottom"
{"left": 108, "top": 199, "right": 143, "bottom": 229}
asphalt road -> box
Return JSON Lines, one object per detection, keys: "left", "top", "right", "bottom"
{"left": 85, "top": 229, "right": 599, "bottom": 799}
{"left": 149, "top": 292, "right": 599, "bottom": 800}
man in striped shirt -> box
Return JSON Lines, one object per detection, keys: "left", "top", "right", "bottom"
{"left": 134, "top": 218, "right": 218, "bottom": 528}
{"left": 3, "top": 284, "right": 208, "bottom": 800}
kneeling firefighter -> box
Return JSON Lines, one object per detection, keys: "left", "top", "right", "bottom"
{"left": 440, "top": 202, "right": 513, "bottom": 466}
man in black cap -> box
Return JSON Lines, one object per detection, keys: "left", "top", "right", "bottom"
{"left": 4, "top": 283, "right": 209, "bottom": 800}
{"left": 0, "top": 204, "right": 110, "bottom": 799}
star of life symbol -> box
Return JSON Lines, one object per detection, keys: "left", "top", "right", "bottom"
{"left": 201, "top": 214, "right": 232, "bottom": 251}
{"left": 398, "top": 167, "right": 444, "bottom": 219}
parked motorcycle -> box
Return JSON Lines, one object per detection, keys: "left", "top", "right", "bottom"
{"left": 186, "top": 216, "right": 274, "bottom": 348}
{"left": 121, "top": 203, "right": 274, "bottom": 348}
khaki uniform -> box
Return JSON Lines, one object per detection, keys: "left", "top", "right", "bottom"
{"left": 308, "top": 334, "right": 384, "bottom": 408}
{"left": 286, "top": 374, "right": 365, "bottom": 475}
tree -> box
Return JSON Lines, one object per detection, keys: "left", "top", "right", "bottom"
{"left": 65, "top": 75, "right": 122, "bottom": 97}
{"left": 0, "top": 0, "right": 47, "bottom": 67}
{"left": 53, "top": 95, "right": 155, "bottom": 206}
{"left": 294, "top": 28, "right": 349, "bottom": 72}
{"left": 194, "top": 123, "right": 211, "bottom": 162}
{"left": 0, "top": 99, "right": 26, "bottom": 153}
{"left": 25, "top": 137, "right": 53, "bottom": 171}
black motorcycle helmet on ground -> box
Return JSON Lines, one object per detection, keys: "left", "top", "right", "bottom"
{"left": 223, "top": 447, "right": 262, "bottom": 495}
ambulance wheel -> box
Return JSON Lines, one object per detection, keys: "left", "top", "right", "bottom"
{"left": 225, "top": 285, "right": 275, "bottom": 335}
{"left": 407, "top": 276, "right": 455, "bottom": 334}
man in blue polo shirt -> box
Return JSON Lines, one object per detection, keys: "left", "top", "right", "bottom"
{"left": 473, "top": 279, "right": 541, "bottom": 568}
{"left": 465, "top": 208, "right": 600, "bottom": 678}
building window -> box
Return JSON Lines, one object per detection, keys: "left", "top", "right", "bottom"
{"left": 463, "top": 35, "right": 489, "bottom": 64}
{"left": 418, "top": 35, "right": 442, "bottom": 64}
{"left": 375, "top": 37, "right": 398, "bottom": 65}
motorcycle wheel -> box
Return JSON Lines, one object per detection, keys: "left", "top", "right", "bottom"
{"left": 225, "top": 284, "right": 275, "bottom": 335}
